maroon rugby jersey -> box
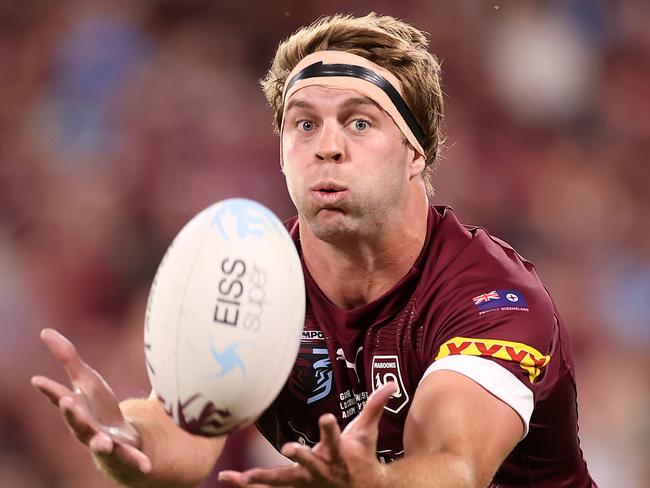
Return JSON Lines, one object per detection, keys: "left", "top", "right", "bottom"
{"left": 256, "top": 206, "right": 596, "bottom": 487}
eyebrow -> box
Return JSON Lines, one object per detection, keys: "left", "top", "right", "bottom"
{"left": 284, "top": 99, "right": 313, "bottom": 113}
{"left": 284, "top": 96, "right": 382, "bottom": 114}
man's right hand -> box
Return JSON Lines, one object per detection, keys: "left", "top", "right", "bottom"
{"left": 31, "top": 328, "right": 152, "bottom": 476}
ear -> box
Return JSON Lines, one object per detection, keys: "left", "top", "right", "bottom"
{"left": 407, "top": 145, "right": 426, "bottom": 179}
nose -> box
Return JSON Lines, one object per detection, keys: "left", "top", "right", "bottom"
{"left": 315, "top": 122, "right": 343, "bottom": 162}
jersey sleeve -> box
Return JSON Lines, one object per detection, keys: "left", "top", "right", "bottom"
{"left": 418, "top": 230, "right": 560, "bottom": 438}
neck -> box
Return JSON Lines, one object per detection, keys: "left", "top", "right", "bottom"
{"left": 299, "top": 189, "right": 429, "bottom": 310}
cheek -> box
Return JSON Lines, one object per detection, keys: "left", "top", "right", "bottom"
{"left": 282, "top": 133, "right": 304, "bottom": 164}
{"left": 282, "top": 164, "right": 297, "bottom": 190}
{"left": 280, "top": 161, "right": 305, "bottom": 207}
{"left": 282, "top": 137, "right": 311, "bottom": 180}
{"left": 362, "top": 143, "right": 408, "bottom": 184}
{"left": 282, "top": 169, "right": 301, "bottom": 209}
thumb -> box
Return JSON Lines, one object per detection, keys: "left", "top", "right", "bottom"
{"left": 345, "top": 381, "right": 397, "bottom": 433}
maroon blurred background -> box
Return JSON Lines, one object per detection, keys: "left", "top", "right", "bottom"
{"left": 1, "top": 1, "right": 648, "bottom": 486}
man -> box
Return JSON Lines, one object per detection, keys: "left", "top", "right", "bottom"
{"left": 32, "top": 13, "right": 597, "bottom": 488}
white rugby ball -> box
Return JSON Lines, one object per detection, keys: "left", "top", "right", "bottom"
{"left": 144, "top": 198, "right": 305, "bottom": 436}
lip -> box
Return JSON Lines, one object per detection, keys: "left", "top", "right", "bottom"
{"left": 310, "top": 182, "right": 347, "bottom": 192}
{"left": 310, "top": 182, "right": 348, "bottom": 205}
{"left": 311, "top": 189, "right": 348, "bottom": 205}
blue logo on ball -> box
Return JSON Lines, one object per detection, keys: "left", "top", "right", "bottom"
{"left": 210, "top": 198, "right": 285, "bottom": 242}
{"left": 209, "top": 338, "right": 248, "bottom": 382}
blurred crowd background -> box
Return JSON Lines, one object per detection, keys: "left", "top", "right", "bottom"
{"left": 1, "top": 0, "right": 648, "bottom": 486}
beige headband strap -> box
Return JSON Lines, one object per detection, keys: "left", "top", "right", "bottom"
{"left": 281, "top": 51, "right": 426, "bottom": 157}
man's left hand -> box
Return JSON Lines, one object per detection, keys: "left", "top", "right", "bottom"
{"left": 219, "top": 382, "right": 397, "bottom": 488}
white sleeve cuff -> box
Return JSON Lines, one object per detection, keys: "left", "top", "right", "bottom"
{"left": 420, "top": 355, "right": 534, "bottom": 439}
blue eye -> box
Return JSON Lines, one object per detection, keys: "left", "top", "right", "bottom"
{"left": 353, "top": 120, "right": 369, "bottom": 131}
{"left": 300, "top": 121, "right": 314, "bottom": 132}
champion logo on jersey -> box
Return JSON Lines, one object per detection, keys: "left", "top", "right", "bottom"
{"left": 472, "top": 289, "right": 529, "bottom": 315}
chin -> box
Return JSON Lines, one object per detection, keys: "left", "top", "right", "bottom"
{"left": 306, "top": 208, "right": 360, "bottom": 243}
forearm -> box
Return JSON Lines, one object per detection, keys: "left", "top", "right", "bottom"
{"left": 376, "top": 451, "right": 482, "bottom": 488}
{"left": 96, "top": 396, "right": 225, "bottom": 488}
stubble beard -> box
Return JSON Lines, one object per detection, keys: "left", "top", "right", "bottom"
{"left": 301, "top": 196, "right": 387, "bottom": 245}
{"left": 288, "top": 168, "right": 406, "bottom": 245}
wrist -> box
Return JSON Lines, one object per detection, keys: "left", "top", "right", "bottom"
{"left": 366, "top": 461, "right": 392, "bottom": 488}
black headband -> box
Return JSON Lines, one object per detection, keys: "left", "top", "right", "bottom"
{"left": 285, "top": 61, "right": 427, "bottom": 150}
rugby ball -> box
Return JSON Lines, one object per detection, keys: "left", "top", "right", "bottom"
{"left": 144, "top": 198, "right": 305, "bottom": 436}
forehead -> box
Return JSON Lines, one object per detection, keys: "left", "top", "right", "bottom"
{"left": 284, "top": 86, "right": 383, "bottom": 113}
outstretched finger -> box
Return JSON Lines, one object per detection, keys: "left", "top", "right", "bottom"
{"left": 31, "top": 375, "right": 73, "bottom": 406}
{"left": 235, "top": 465, "right": 309, "bottom": 487}
{"left": 282, "top": 443, "right": 329, "bottom": 480}
{"left": 111, "top": 442, "right": 152, "bottom": 474}
{"left": 345, "top": 381, "right": 397, "bottom": 433}
{"left": 90, "top": 433, "right": 152, "bottom": 474}
{"left": 218, "top": 470, "right": 246, "bottom": 486}
{"left": 88, "top": 431, "right": 151, "bottom": 474}
{"left": 40, "top": 329, "right": 86, "bottom": 382}
{"left": 88, "top": 432, "right": 115, "bottom": 455}
{"left": 219, "top": 468, "right": 298, "bottom": 487}
{"left": 60, "top": 395, "right": 100, "bottom": 444}
{"left": 317, "top": 413, "right": 342, "bottom": 461}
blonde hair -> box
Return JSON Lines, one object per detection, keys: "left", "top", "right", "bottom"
{"left": 260, "top": 13, "right": 444, "bottom": 195}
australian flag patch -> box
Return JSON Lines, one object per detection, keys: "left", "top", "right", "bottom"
{"left": 472, "top": 290, "right": 529, "bottom": 315}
